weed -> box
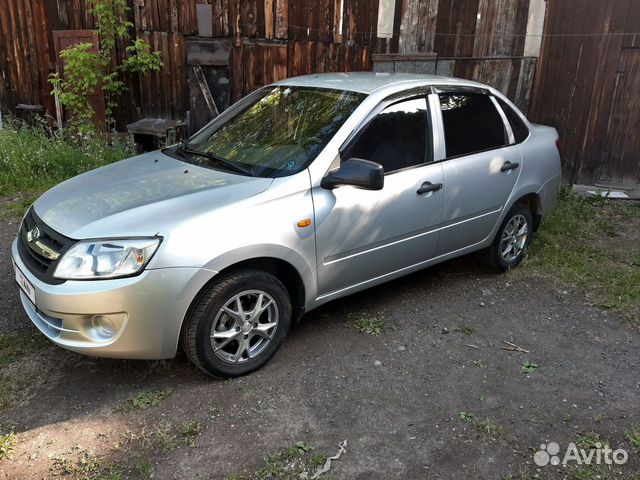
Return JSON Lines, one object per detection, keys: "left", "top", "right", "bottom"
{"left": 625, "top": 424, "right": 640, "bottom": 451}
{"left": 226, "top": 442, "right": 325, "bottom": 480}
{"left": 517, "top": 188, "right": 640, "bottom": 324}
{"left": 0, "top": 432, "right": 16, "bottom": 460}
{"left": 311, "top": 453, "right": 327, "bottom": 466}
{"left": 521, "top": 361, "right": 539, "bottom": 374}
{"left": 52, "top": 450, "right": 128, "bottom": 480}
{"left": 136, "top": 459, "right": 153, "bottom": 478}
{"left": 350, "top": 315, "right": 384, "bottom": 336}
{"left": 458, "top": 411, "right": 504, "bottom": 437}
{"left": 455, "top": 324, "right": 474, "bottom": 335}
{"left": 121, "top": 388, "right": 173, "bottom": 410}
{"left": 0, "top": 120, "right": 132, "bottom": 199}
{"left": 574, "top": 431, "right": 608, "bottom": 450}
{"left": 0, "top": 332, "right": 48, "bottom": 368}
{"left": 180, "top": 421, "right": 201, "bottom": 438}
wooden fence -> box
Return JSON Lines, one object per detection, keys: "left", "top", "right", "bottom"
{"left": 0, "top": 0, "right": 537, "bottom": 130}
{"left": 530, "top": 0, "right": 640, "bottom": 186}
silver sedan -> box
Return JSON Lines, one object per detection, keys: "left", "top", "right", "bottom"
{"left": 12, "top": 73, "right": 561, "bottom": 377}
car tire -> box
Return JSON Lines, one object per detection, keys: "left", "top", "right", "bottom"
{"left": 181, "top": 269, "right": 292, "bottom": 378}
{"left": 482, "top": 203, "right": 533, "bottom": 273}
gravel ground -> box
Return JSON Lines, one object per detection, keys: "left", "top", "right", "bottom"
{"left": 1, "top": 215, "right": 639, "bottom": 480}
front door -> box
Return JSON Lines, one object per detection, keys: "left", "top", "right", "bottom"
{"left": 313, "top": 97, "right": 444, "bottom": 299}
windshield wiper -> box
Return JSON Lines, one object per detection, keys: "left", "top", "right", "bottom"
{"left": 176, "top": 142, "right": 252, "bottom": 176}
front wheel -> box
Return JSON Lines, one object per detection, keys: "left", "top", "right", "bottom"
{"left": 181, "top": 269, "right": 292, "bottom": 378}
{"left": 482, "top": 203, "right": 533, "bottom": 272}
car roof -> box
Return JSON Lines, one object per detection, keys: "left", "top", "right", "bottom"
{"left": 273, "top": 72, "right": 486, "bottom": 95}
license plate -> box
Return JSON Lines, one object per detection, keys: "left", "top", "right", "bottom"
{"left": 13, "top": 261, "right": 36, "bottom": 305}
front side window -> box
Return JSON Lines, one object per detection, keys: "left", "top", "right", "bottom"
{"left": 344, "top": 98, "right": 430, "bottom": 174}
{"left": 438, "top": 92, "right": 507, "bottom": 158}
{"left": 181, "top": 86, "right": 365, "bottom": 177}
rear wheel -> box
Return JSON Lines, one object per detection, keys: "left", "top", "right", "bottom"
{"left": 482, "top": 203, "right": 533, "bottom": 272}
{"left": 181, "top": 269, "right": 292, "bottom": 378}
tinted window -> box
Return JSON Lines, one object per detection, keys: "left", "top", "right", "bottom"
{"left": 438, "top": 93, "right": 507, "bottom": 157}
{"left": 345, "top": 98, "right": 429, "bottom": 174}
{"left": 496, "top": 97, "right": 529, "bottom": 143}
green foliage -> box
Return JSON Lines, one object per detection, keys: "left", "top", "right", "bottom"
{"left": 521, "top": 361, "right": 539, "bottom": 374}
{"left": 625, "top": 424, "right": 640, "bottom": 451}
{"left": 458, "top": 411, "right": 505, "bottom": 437}
{"left": 348, "top": 313, "right": 384, "bottom": 336}
{"left": 180, "top": 421, "right": 201, "bottom": 438}
{"left": 127, "top": 388, "right": 173, "bottom": 410}
{"left": 574, "top": 431, "right": 608, "bottom": 450}
{"left": 0, "top": 119, "right": 132, "bottom": 200}
{"left": 517, "top": 187, "right": 640, "bottom": 325}
{"left": 0, "top": 432, "right": 17, "bottom": 460}
{"left": 49, "top": 0, "right": 163, "bottom": 132}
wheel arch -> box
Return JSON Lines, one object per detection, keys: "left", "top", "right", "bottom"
{"left": 179, "top": 253, "right": 310, "bottom": 351}
{"left": 511, "top": 192, "right": 542, "bottom": 231}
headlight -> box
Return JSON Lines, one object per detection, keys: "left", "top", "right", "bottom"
{"left": 53, "top": 238, "right": 161, "bottom": 280}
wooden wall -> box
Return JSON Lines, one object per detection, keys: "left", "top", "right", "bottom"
{"left": 0, "top": 0, "right": 536, "bottom": 129}
{"left": 530, "top": 0, "right": 640, "bottom": 186}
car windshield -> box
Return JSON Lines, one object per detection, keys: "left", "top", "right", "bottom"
{"left": 179, "top": 86, "right": 366, "bottom": 177}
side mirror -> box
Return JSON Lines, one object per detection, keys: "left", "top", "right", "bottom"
{"left": 321, "top": 158, "right": 384, "bottom": 191}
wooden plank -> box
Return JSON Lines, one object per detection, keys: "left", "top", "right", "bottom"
{"left": 192, "top": 64, "right": 219, "bottom": 116}
{"left": 332, "top": 0, "right": 343, "bottom": 43}
{"left": 399, "top": 0, "right": 438, "bottom": 54}
{"left": 623, "top": 0, "right": 640, "bottom": 49}
{"left": 318, "top": 0, "right": 332, "bottom": 42}
{"left": 600, "top": 50, "right": 640, "bottom": 184}
{"left": 578, "top": 0, "right": 631, "bottom": 184}
{"left": 274, "top": 0, "right": 287, "bottom": 38}
{"left": 434, "top": 0, "right": 479, "bottom": 57}
{"left": 231, "top": 43, "right": 244, "bottom": 100}
{"left": 264, "top": 0, "right": 274, "bottom": 38}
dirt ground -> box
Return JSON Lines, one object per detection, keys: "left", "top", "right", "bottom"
{"left": 1, "top": 213, "right": 639, "bottom": 480}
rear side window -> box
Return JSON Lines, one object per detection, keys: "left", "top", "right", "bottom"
{"left": 344, "top": 98, "right": 430, "bottom": 174}
{"left": 496, "top": 97, "right": 529, "bottom": 143}
{"left": 438, "top": 92, "right": 507, "bottom": 158}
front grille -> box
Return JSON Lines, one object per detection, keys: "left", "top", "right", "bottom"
{"left": 17, "top": 208, "right": 75, "bottom": 285}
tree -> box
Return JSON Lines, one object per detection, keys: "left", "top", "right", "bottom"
{"left": 49, "top": 0, "right": 163, "bottom": 133}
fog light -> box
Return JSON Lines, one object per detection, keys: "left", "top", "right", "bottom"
{"left": 91, "top": 315, "right": 116, "bottom": 339}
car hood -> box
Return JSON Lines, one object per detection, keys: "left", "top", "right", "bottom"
{"left": 33, "top": 151, "right": 273, "bottom": 238}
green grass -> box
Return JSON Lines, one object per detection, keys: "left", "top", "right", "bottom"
{"left": 0, "top": 119, "right": 131, "bottom": 210}
{"left": 625, "top": 424, "right": 640, "bottom": 451}
{"left": 518, "top": 188, "right": 640, "bottom": 324}
{"left": 224, "top": 442, "right": 326, "bottom": 480}
{"left": 0, "top": 432, "right": 17, "bottom": 460}
{"left": 0, "top": 331, "right": 48, "bottom": 368}
{"left": 521, "top": 361, "right": 539, "bottom": 374}
{"left": 119, "top": 388, "right": 173, "bottom": 411}
{"left": 458, "top": 411, "right": 505, "bottom": 437}
{"left": 180, "top": 421, "right": 201, "bottom": 438}
{"left": 349, "top": 313, "right": 384, "bottom": 336}
{"left": 574, "top": 431, "right": 608, "bottom": 450}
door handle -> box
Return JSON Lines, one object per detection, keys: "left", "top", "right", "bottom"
{"left": 500, "top": 161, "right": 520, "bottom": 172}
{"left": 416, "top": 181, "right": 443, "bottom": 195}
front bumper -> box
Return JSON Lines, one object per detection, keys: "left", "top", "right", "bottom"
{"left": 11, "top": 239, "right": 214, "bottom": 359}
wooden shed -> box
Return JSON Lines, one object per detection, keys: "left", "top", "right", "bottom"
{"left": 0, "top": 0, "right": 639, "bottom": 187}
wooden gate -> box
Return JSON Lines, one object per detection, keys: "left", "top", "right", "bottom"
{"left": 530, "top": 0, "right": 640, "bottom": 187}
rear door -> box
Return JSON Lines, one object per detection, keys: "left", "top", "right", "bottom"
{"left": 433, "top": 90, "right": 522, "bottom": 255}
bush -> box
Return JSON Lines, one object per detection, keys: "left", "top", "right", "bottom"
{"left": 0, "top": 119, "right": 132, "bottom": 198}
